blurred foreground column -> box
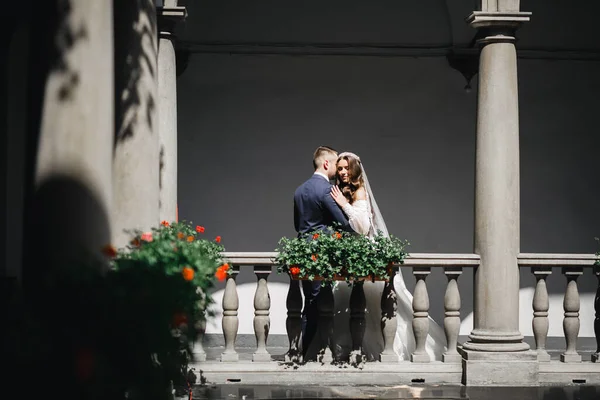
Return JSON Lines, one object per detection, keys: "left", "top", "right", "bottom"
{"left": 113, "top": 0, "right": 160, "bottom": 247}
{"left": 26, "top": 0, "right": 114, "bottom": 279}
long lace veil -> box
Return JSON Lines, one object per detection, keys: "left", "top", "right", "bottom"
{"left": 333, "top": 152, "right": 446, "bottom": 361}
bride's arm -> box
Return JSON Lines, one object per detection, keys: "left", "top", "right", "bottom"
{"left": 331, "top": 186, "right": 370, "bottom": 235}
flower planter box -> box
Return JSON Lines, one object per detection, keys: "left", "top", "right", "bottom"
{"left": 290, "top": 274, "right": 389, "bottom": 282}
{"left": 290, "top": 265, "right": 395, "bottom": 282}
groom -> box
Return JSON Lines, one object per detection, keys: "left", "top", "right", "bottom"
{"left": 293, "top": 145, "right": 354, "bottom": 359}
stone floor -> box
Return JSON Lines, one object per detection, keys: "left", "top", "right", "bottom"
{"left": 189, "top": 384, "right": 600, "bottom": 399}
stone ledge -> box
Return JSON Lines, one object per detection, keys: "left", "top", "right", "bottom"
{"left": 191, "top": 361, "right": 462, "bottom": 385}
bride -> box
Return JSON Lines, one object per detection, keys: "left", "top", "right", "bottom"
{"left": 329, "top": 152, "right": 446, "bottom": 361}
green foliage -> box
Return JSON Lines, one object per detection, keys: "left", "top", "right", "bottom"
{"left": 5, "top": 220, "right": 227, "bottom": 400}
{"left": 275, "top": 228, "right": 409, "bottom": 282}
{"left": 113, "top": 220, "right": 227, "bottom": 316}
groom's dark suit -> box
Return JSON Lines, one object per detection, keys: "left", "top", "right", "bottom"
{"left": 293, "top": 173, "right": 353, "bottom": 358}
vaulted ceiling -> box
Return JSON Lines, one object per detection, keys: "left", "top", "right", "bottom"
{"left": 174, "top": 1, "right": 600, "bottom": 56}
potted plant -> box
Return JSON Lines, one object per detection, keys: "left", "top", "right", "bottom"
{"left": 4, "top": 220, "right": 229, "bottom": 400}
{"left": 107, "top": 220, "right": 230, "bottom": 398}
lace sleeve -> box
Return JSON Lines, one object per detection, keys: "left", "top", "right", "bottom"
{"left": 341, "top": 200, "right": 371, "bottom": 235}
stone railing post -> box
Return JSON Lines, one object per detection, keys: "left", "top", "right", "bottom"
{"left": 561, "top": 267, "right": 582, "bottom": 363}
{"left": 349, "top": 281, "right": 366, "bottom": 364}
{"left": 532, "top": 267, "right": 552, "bottom": 361}
{"left": 317, "top": 283, "right": 335, "bottom": 363}
{"left": 252, "top": 266, "right": 271, "bottom": 362}
{"left": 285, "top": 279, "right": 303, "bottom": 363}
{"left": 380, "top": 271, "right": 399, "bottom": 363}
{"left": 221, "top": 266, "right": 239, "bottom": 362}
{"left": 593, "top": 266, "right": 600, "bottom": 363}
{"left": 412, "top": 267, "right": 431, "bottom": 363}
{"left": 443, "top": 267, "right": 462, "bottom": 363}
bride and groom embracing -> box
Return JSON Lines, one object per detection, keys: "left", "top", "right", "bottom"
{"left": 293, "top": 146, "right": 446, "bottom": 362}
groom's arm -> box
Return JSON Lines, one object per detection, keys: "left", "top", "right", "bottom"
{"left": 322, "top": 192, "right": 354, "bottom": 233}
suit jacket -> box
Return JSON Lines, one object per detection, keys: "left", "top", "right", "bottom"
{"left": 294, "top": 174, "right": 353, "bottom": 235}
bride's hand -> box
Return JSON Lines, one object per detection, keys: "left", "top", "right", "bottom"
{"left": 330, "top": 185, "right": 348, "bottom": 207}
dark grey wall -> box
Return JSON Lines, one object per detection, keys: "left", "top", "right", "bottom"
{"left": 177, "top": 55, "right": 600, "bottom": 255}
{"left": 175, "top": 37, "right": 600, "bottom": 326}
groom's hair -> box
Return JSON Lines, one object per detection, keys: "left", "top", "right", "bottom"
{"left": 313, "top": 146, "right": 338, "bottom": 169}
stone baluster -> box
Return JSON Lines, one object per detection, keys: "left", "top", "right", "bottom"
{"left": 380, "top": 270, "right": 399, "bottom": 362}
{"left": 412, "top": 267, "right": 431, "bottom": 363}
{"left": 317, "top": 283, "right": 335, "bottom": 363}
{"left": 561, "top": 267, "right": 582, "bottom": 363}
{"left": 285, "top": 279, "right": 303, "bottom": 363}
{"left": 349, "top": 281, "right": 366, "bottom": 364}
{"left": 253, "top": 266, "right": 271, "bottom": 362}
{"left": 532, "top": 267, "right": 552, "bottom": 361}
{"left": 221, "top": 266, "right": 239, "bottom": 362}
{"left": 592, "top": 266, "right": 600, "bottom": 363}
{"left": 443, "top": 267, "right": 462, "bottom": 363}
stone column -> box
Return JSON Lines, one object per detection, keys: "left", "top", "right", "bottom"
{"left": 113, "top": 0, "right": 160, "bottom": 247}
{"left": 27, "top": 1, "right": 114, "bottom": 270}
{"left": 461, "top": 3, "right": 537, "bottom": 386}
{"left": 157, "top": 2, "right": 186, "bottom": 223}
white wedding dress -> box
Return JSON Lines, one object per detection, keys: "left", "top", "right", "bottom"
{"left": 332, "top": 153, "right": 446, "bottom": 361}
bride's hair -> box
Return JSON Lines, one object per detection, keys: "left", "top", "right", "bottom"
{"left": 336, "top": 155, "right": 364, "bottom": 204}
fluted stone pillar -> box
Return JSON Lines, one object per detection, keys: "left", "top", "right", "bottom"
{"left": 461, "top": 2, "right": 537, "bottom": 386}
{"left": 26, "top": 1, "right": 114, "bottom": 274}
{"left": 157, "top": 2, "right": 186, "bottom": 223}
{"left": 113, "top": 0, "right": 159, "bottom": 247}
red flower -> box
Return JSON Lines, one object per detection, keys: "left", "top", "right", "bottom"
{"left": 161, "top": 220, "right": 170, "bottom": 227}
{"left": 187, "top": 235, "right": 194, "bottom": 242}
{"left": 177, "top": 232, "right": 185, "bottom": 239}
{"left": 172, "top": 312, "right": 188, "bottom": 327}
{"left": 215, "top": 268, "right": 227, "bottom": 281}
{"left": 141, "top": 232, "right": 153, "bottom": 242}
{"left": 182, "top": 267, "right": 195, "bottom": 281}
{"left": 101, "top": 244, "right": 117, "bottom": 258}
{"left": 311, "top": 254, "right": 317, "bottom": 261}
{"left": 312, "top": 233, "right": 320, "bottom": 240}
{"left": 290, "top": 266, "right": 300, "bottom": 276}
{"left": 333, "top": 232, "right": 342, "bottom": 239}
{"left": 215, "top": 263, "right": 230, "bottom": 281}
{"left": 215, "top": 236, "right": 222, "bottom": 243}
{"left": 196, "top": 226, "right": 205, "bottom": 233}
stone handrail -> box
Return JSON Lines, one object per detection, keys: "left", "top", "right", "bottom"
{"left": 517, "top": 253, "right": 599, "bottom": 363}
{"left": 222, "top": 251, "right": 481, "bottom": 267}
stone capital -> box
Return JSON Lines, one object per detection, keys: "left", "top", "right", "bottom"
{"left": 467, "top": 11, "right": 531, "bottom": 29}
{"left": 466, "top": 11, "right": 531, "bottom": 45}
{"left": 157, "top": 6, "right": 187, "bottom": 37}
